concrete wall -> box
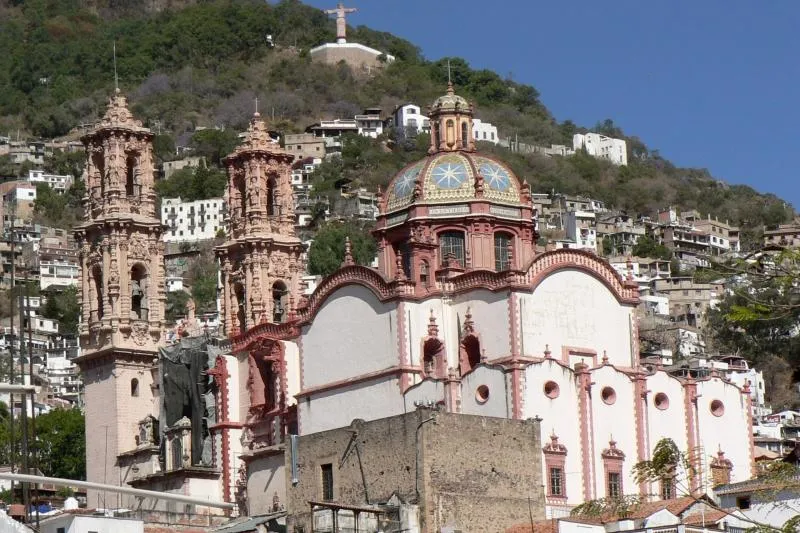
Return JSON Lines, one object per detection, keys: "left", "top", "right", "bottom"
{"left": 286, "top": 409, "right": 544, "bottom": 533}
{"left": 247, "top": 455, "right": 286, "bottom": 515}
{"left": 519, "top": 270, "right": 635, "bottom": 367}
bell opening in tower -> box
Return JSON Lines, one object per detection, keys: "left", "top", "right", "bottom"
{"left": 91, "top": 265, "right": 103, "bottom": 321}
{"left": 461, "top": 122, "right": 468, "bottom": 149}
{"left": 267, "top": 175, "right": 278, "bottom": 217}
{"left": 92, "top": 152, "right": 105, "bottom": 197}
{"left": 130, "top": 263, "right": 149, "bottom": 321}
{"left": 125, "top": 153, "right": 137, "bottom": 197}
{"left": 234, "top": 283, "right": 246, "bottom": 335}
{"left": 272, "top": 281, "right": 288, "bottom": 323}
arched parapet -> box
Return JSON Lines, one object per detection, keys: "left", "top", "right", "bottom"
{"left": 297, "top": 265, "right": 396, "bottom": 318}
{"left": 526, "top": 249, "right": 639, "bottom": 305}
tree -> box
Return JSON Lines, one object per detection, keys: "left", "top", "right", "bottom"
{"left": 33, "top": 408, "right": 86, "bottom": 480}
{"left": 154, "top": 162, "right": 227, "bottom": 201}
{"left": 632, "top": 235, "right": 672, "bottom": 261}
{"left": 186, "top": 246, "right": 219, "bottom": 313}
{"left": 40, "top": 286, "right": 80, "bottom": 334}
{"left": 189, "top": 129, "right": 239, "bottom": 167}
{"left": 308, "top": 222, "right": 377, "bottom": 277}
{"left": 166, "top": 290, "right": 190, "bottom": 323}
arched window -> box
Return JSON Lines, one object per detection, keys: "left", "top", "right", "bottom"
{"left": 494, "top": 233, "right": 512, "bottom": 271}
{"left": 125, "top": 153, "right": 137, "bottom": 197}
{"left": 130, "top": 264, "right": 148, "bottom": 321}
{"left": 92, "top": 266, "right": 104, "bottom": 320}
{"left": 272, "top": 281, "right": 288, "bottom": 323}
{"left": 171, "top": 438, "right": 183, "bottom": 470}
{"left": 433, "top": 123, "right": 440, "bottom": 149}
{"left": 445, "top": 119, "right": 455, "bottom": 146}
{"left": 462, "top": 335, "right": 481, "bottom": 372}
{"left": 396, "top": 243, "right": 411, "bottom": 279}
{"left": 439, "top": 231, "right": 465, "bottom": 267}
{"left": 131, "top": 378, "right": 140, "bottom": 397}
{"left": 461, "top": 122, "right": 468, "bottom": 149}
{"left": 92, "top": 152, "right": 105, "bottom": 197}
{"left": 237, "top": 177, "right": 247, "bottom": 219}
{"left": 234, "top": 283, "right": 246, "bottom": 334}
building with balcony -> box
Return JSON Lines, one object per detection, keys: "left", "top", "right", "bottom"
{"left": 162, "top": 156, "right": 206, "bottom": 179}
{"left": 763, "top": 222, "right": 800, "bottom": 248}
{"left": 598, "top": 214, "right": 646, "bottom": 256}
{"left": 355, "top": 107, "right": 384, "bottom": 138}
{"left": 388, "top": 103, "right": 430, "bottom": 137}
{"left": 564, "top": 210, "right": 596, "bottom": 251}
{"left": 683, "top": 211, "right": 740, "bottom": 255}
{"left": 283, "top": 133, "right": 326, "bottom": 160}
{"left": 161, "top": 197, "right": 225, "bottom": 242}
{"left": 653, "top": 277, "right": 719, "bottom": 327}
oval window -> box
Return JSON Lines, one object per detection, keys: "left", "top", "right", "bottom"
{"left": 601, "top": 386, "right": 616, "bottom": 405}
{"left": 476, "top": 385, "right": 490, "bottom": 404}
{"left": 544, "top": 381, "right": 560, "bottom": 399}
{"left": 654, "top": 393, "right": 669, "bottom": 410}
{"left": 710, "top": 399, "right": 725, "bottom": 417}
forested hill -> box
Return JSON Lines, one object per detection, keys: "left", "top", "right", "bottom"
{"left": 0, "top": 0, "right": 792, "bottom": 246}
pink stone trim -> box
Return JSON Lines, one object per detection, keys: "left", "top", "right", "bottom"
{"left": 632, "top": 372, "right": 648, "bottom": 495}
{"left": 742, "top": 382, "right": 756, "bottom": 477}
{"left": 207, "top": 355, "right": 232, "bottom": 502}
{"left": 508, "top": 292, "right": 520, "bottom": 358}
{"left": 576, "top": 364, "right": 594, "bottom": 501}
{"left": 296, "top": 365, "right": 423, "bottom": 398}
{"left": 561, "top": 346, "right": 598, "bottom": 365}
{"left": 396, "top": 302, "right": 410, "bottom": 392}
{"left": 683, "top": 379, "right": 700, "bottom": 493}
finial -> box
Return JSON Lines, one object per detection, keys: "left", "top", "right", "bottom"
{"left": 342, "top": 236, "right": 354, "bottom": 266}
{"left": 602, "top": 350, "right": 609, "bottom": 364}
{"left": 544, "top": 344, "right": 551, "bottom": 358}
{"left": 113, "top": 40, "right": 119, "bottom": 92}
{"left": 463, "top": 306, "right": 475, "bottom": 335}
{"left": 254, "top": 96, "right": 259, "bottom": 117}
{"left": 395, "top": 253, "right": 406, "bottom": 281}
{"left": 427, "top": 309, "right": 439, "bottom": 337}
{"left": 446, "top": 59, "right": 454, "bottom": 95}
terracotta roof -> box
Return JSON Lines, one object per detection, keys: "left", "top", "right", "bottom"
{"left": 682, "top": 509, "right": 730, "bottom": 526}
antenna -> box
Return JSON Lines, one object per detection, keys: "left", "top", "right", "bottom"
{"left": 113, "top": 40, "right": 119, "bottom": 91}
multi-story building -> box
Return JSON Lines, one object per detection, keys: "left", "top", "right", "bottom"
{"left": 331, "top": 187, "right": 379, "bottom": 220}
{"left": 388, "top": 103, "right": 430, "bottom": 136}
{"left": 283, "top": 133, "right": 326, "bottom": 160}
{"left": 354, "top": 107, "right": 384, "bottom": 138}
{"left": 653, "top": 277, "right": 719, "bottom": 326}
{"left": 683, "top": 210, "right": 741, "bottom": 255}
{"left": 564, "top": 210, "right": 596, "bottom": 250}
{"left": 8, "top": 140, "right": 45, "bottom": 165}
{"left": 763, "top": 222, "right": 800, "bottom": 248}
{"left": 26, "top": 169, "right": 74, "bottom": 193}
{"left": 162, "top": 156, "right": 205, "bottom": 179}
{"left": 161, "top": 197, "right": 225, "bottom": 242}
{"left": 2, "top": 183, "right": 37, "bottom": 224}
{"left": 598, "top": 214, "right": 646, "bottom": 256}
{"left": 573, "top": 132, "right": 628, "bottom": 166}
{"left": 472, "top": 118, "right": 498, "bottom": 144}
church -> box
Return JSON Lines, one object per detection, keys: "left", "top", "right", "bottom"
{"left": 74, "top": 82, "right": 755, "bottom": 525}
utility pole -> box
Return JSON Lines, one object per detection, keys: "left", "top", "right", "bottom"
{"left": 7, "top": 214, "right": 15, "bottom": 502}
{"left": 27, "top": 282, "right": 38, "bottom": 529}
{"left": 17, "top": 290, "right": 29, "bottom": 519}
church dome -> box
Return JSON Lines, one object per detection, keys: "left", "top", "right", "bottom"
{"left": 384, "top": 151, "right": 522, "bottom": 212}
{"left": 431, "top": 82, "right": 471, "bottom": 114}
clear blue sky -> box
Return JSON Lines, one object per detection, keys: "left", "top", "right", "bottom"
{"left": 301, "top": 0, "right": 800, "bottom": 209}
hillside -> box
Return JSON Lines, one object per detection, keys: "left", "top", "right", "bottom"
{"left": 0, "top": 0, "right": 793, "bottom": 248}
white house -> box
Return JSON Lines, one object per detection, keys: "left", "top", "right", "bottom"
{"left": 573, "top": 132, "right": 628, "bottom": 166}
{"left": 565, "top": 210, "right": 597, "bottom": 251}
{"left": 354, "top": 107, "right": 384, "bottom": 138}
{"left": 161, "top": 197, "right": 225, "bottom": 243}
{"left": 27, "top": 169, "right": 73, "bottom": 193}
{"left": 39, "top": 511, "right": 144, "bottom": 533}
{"left": 472, "top": 118, "right": 498, "bottom": 144}
{"left": 390, "top": 104, "right": 430, "bottom": 136}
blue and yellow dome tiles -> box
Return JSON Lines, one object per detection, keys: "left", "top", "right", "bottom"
{"left": 384, "top": 152, "right": 522, "bottom": 211}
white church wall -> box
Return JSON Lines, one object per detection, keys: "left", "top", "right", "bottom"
{"left": 518, "top": 270, "right": 635, "bottom": 367}
{"left": 644, "top": 371, "right": 690, "bottom": 457}
{"left": 284, "top": 341, "right": 300, "bottom": 407}
{"left": 299, "top": 376, "right": 405, "bottom": 435}
{"left": 523, "top": 360, "right": 583, "bottom": 503}
{"left": 247, "top": 455, "right": 286, "bottom": 515}
{"left": 589, "top": 365, "right": 637, "bottom": 500}
{"left": 302, "top": 284, "right": 400, "bottom": 388}
{"left": 406, "top": 298, "right": 446, "bottom": 367}
{"left": 451, "top": 289, "right": 512, "bottom": 359}
{"left": 694, "top": 378, "right": 752, "bottom": 484}
{"left": 404, "top": 380, "right": 445, "bottom": 409}
{"left": 460, "top": 365, "right": 509, "bottom": 418}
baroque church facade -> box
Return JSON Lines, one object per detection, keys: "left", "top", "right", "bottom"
{"left": 76, "top": 85, "right": 755, "bottom": 521}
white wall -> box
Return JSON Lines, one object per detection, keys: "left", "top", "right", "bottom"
{"left": 161, "top": 197, "right": 225, "bottom": 242}
{"left": 460, "top": 365, "right": 509, "bottom": 417}
{"left": 518, "top": 270, "right": 636, "bottom": 367}
{"left": 472, "top": 118, "right": 499, "bottom": 144}
{"left": 301, "top": 284, "right": 400, "bottom": 389}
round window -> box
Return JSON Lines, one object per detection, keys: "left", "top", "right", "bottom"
{"left": 654, "top": 392, "right": 669, "bottom": 410}
{"left": 710, "top": 399, "right": 725, "bottom": 417}
{"left": 601, "top": 386, "right": 616, "bottom": 405}
{"left": 476, "top": 385, "right": 490, "bottom": 404}
{"left": 544, "top": 381, "right": 560, "bottom": 399}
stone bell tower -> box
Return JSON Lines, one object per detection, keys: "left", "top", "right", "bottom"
{"left": 73, "top": 89, "right": 165, "bottom": 506}
{"left": 216, "top": 112, "right": 304, "bottom": 336}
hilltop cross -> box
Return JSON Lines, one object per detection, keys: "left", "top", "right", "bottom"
{"left": 324, "top": 2, "right": 357, "bottom": 44}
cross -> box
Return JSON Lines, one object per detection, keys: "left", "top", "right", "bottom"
{"left": 447, "top": 59, "right": 451, "bottom": 84}
{"left": 324, "top": 2, "right": 357, "bottom": 44}
{"left": 255, "top": 96, "right": 259, "bottom": 115}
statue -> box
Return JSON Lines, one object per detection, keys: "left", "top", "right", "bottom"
{"left": 324, "top": 2, "right": 357, "bottom": 44}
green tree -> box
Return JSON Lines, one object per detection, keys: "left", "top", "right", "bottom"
{"left": 155, "top": 162, "right": 226, "bottom": 201}
{"left": 40, "top": 286, "right": 80, "bottom": 334}
{"left": 631, "top": 235, "right": 672, "bottom": 260}
{"left": 33, "top": 408, "right": 86, "bottom": 480}
{"left": 190, "top": 129, "right": 239, "bottom": 167}
{"left": 166, "top": 290, "right": 190, "bottom": 323}
{"left": 308, "top": 222, "right": 377, "bottom": 277}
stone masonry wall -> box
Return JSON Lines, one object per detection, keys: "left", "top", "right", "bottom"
{"left": 285, "top": 409, "right": 544, "bottom": 532}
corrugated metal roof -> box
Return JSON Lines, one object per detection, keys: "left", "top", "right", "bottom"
{"left": 211, "top": 511, "right": 287, "bottom": 533}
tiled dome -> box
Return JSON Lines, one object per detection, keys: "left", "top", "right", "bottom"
{"left": 384, "top": 151, "right": 522, "bottom": 211}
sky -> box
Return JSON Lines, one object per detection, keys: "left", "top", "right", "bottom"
{"left": 301, "top": 0, "right": 800, "bottom": 209}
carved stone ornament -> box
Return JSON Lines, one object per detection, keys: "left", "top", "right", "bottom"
{"left": 131, "top": 321, "right": 150, "bottom": 346}
{"left": 129, "top": 234, "right": 149, "bottom": 260}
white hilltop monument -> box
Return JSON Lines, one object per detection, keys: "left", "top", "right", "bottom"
{"left": 310, "top": 2, "right": 396, "bottom": 71}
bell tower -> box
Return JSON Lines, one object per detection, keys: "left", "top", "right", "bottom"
{"left": 74, "top": 89, "right": 164, "bottom": 506}
{"left": 216, "top": 112, "right": 304, "bottom": 336}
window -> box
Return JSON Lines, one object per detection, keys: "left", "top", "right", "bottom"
{"left": 660, "top": 476, "right": 675, "bottom": 499}
{"left": 550, "top": 467, "right": 564, "bottom": 496}
{"left": 494, "top": 233, "right": 512, "bottom": 271}
{"left": 171, "top": 438, "right": 183, "bottom": 470}
{"left": 461, "top": 122, "right": 469, "bottom": 149}
{"left": 397, "top": 243, "right": 411, "bottom": 278}
{"left": 419, "top": 260, "right": 430, "bottom": 286}
{"left": 131, "top": 378, "right": 139, "bottom": 397}
{"left": 321, "top": 463, "right": 334, "bottom": 500}
{"left": 607, "top": 472, "right": 621, "bottom": 499}
{"left": 439, "top": 231, "right": 465, "bottom": 266}
{"left": 57, "top": 529, "right": 66, "bottom": 533}
{"left": 736, "top": 495, "right": 751, "bottom": 510}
